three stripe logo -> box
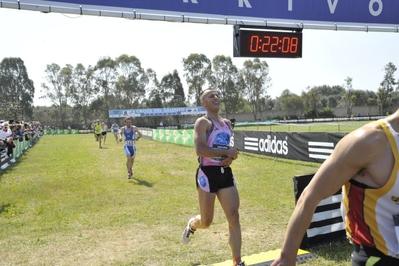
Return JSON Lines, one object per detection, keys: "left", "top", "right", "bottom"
{"left": 308, "top": 141, "right": 334, "bottom": 160}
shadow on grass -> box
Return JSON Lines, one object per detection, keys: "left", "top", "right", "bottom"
{"left": 308, "top": 238, "right": 353, "bottom": 264}
{"left": 0, "top": 203, "right": 11, "bottom": 215}
{"left": 239, "top": 152, "right": 320, "bottom": 168}
{"left": 128, "top": 177, "right": 153, "bottom": 187}
{"left": 0, "top": 151, "right": 32, "bottom": 180}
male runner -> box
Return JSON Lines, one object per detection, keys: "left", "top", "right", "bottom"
{"left": 101, "top": 122, "right": 108, "bottom": 144}
{"left": 181, "top": 88, "right": 244, "bottom": 266}
{"left": 119, "top": 117, "right": 142, "bottom": 179}
{"left": 111, "top": 122, "right": 120, "bottom": 143}
{"left": 94, "top": 120, "right": 103, "bottom": 148}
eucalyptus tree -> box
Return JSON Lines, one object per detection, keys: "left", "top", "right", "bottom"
{"left": 182, "top": 53, "right": 211, "bottom": 106}
{"left": 159, "top": 70, "right": 186, "bottom": 125}
{"left": 279, "top": 89, "right": 303, "bottom": 117}
{"left": 377, "top": 62, "right": 397, "bottom": 115}
{"left": 159, "top": 70, "right": 185, "bottom": 108}
{"left": 391, "top": 91, "right": 399, "bottom": 108}
{"left": 0, "top": 57, "right": 34, "bottom": 120}
{"left": 70, "top": 63, "right": 96, "bottom": 127}
{"left": 329, "top": 85, "right": 345, "bottom": 108}
{"left": 366, "top": 90, "right": 377, "bottom": 109}
{"left": 41, "top": 63, "right": 73, "bottom": 128}
{"left": 314, "top": 85, "right": 338, "bottom": 108}
{"left": 237, "top": 58, "right": 271, "bottom": 121}
{"left": 94, "top": 57, "right": 117, "bottom": 117}
{"left": 144, "top": 68, "right": 163, "bottom": 126}
{"left": 341, "top": 77, "right": 356, "bottom": 116}
{"left": 146, "top": 68, "right": 162, "bottom": 107}
{"left": 209, "top": 55, "right": 239, "bottom": 117}
{"left": 223, "top": 78, "right": 246, "bottom": 116}
{"left": 301, "top": 86, "right": 322, "bottom": 118}
{"left": 114, "top": 54, "right": 148, "bottom": 109}
{"left": 352, "top": 90, "right": 371, "bottom": 107}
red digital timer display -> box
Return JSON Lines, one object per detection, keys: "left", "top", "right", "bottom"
{"left": 235, "top": 30, "right": 303, "bottom": 58}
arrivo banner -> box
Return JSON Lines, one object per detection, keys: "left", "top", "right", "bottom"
{"left": 4, "top": 0, "right": 399, "bottom": 27}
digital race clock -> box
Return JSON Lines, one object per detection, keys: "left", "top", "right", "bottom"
{"left": 233, "top": 26, "right": 303, "bottom": 58}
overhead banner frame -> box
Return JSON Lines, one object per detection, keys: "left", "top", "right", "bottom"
{"left": 1, "top": 0, "right": 399, "bottom": 33}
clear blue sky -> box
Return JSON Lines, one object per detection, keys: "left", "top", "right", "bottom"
{"left": 1, "top": 8, "right": 399, "bottom": 106}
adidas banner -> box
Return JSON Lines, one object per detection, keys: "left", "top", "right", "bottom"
{"left": 232, "top": 131, "right": 346, "bottom": 163}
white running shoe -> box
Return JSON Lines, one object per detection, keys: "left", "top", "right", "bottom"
{"left": 181, "top": 218, "right": 195, "bottom": 244}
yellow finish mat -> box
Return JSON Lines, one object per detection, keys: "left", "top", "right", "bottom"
{"left": 203, "top": 249, "right": 316, "bottom": 266}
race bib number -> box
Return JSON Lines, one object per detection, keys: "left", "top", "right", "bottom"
{"left": 125, "top": 140, "right": 135, "bottom": 146}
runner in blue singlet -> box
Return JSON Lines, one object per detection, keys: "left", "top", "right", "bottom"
{"left": 119, "top": 117, "right": 142, "bottom": 179}
{"left": 111, "top": 123, "right": 120, "bottom": 143}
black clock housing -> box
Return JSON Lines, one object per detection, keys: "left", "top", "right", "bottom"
{"left": 233, "top": 26, "right": 303, "bottom": 58}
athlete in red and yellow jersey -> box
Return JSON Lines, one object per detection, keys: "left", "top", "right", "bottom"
{"left": 272, "top": 110, "right": 399, "bottom": 266}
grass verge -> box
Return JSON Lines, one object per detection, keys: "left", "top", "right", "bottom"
{"left": 0, "top": 134, "right": 352, "bottom": 265}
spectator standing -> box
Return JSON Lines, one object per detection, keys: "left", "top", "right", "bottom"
{"left": 0, "top": 123, "right": 14, "bottom": 157}
{"left": 230, "top": 116, "right": 236, "bottom": 129}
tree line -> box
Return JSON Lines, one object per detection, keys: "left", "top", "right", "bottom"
{"left": 0, "top": 55, "right": 398, "bottom": 129}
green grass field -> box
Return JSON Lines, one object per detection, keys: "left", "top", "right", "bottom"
{"left": 0, "top": 130, "right": 358, "bottom": 265}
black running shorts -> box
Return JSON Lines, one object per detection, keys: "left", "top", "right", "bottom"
{"left": 352, "top": 244, "right": 399, "bottom": 266}
{"left": 195, "top": 166, "right": 235, "bottom": 193}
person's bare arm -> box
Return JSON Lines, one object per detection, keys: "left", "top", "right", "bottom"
{"left": 135, "top": 127, "right": 142, "bottom": 140}
{"left": 271, "top": 125, "right": 386, "bottom": 266}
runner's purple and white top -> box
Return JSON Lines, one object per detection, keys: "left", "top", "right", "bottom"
{"left": 199, "top": 117, "right": 231, "bottom": 167}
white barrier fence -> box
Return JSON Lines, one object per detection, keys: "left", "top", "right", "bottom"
{"left": 0, "top": 132, "right": 41, "bottom": 171}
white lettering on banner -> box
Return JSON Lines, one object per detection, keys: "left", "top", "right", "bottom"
{"left": 258, "top": 135, "right": 289, "bottom": 155}
{"left": 243, "top": 135, "right": 288, "bottom": 155}
{"left": 288, "top": 0, "right": 293, "bottom": 11}
{"left": 327, "top": 0, "right": 339, "bottom": 14}
{"left": 369, "top": 0, "right": 383, "bottom": 16}
{"left": 239, "top": 0, "right": 252, "bottom": 8}
{"left": 183, "top": 0, "right": 198, "bottom": 3}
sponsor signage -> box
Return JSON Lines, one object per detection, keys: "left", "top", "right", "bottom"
{"left": 233, "top": 130, "right": 345, "bottom": 163}
{"left": 109, "top": 106, "right": 206, "bottom": 118}
{"left": 152, "top": 129, "right": 194, "bottom": 146}
{"left": 149, "top": 128, "right": 345, "bottom": 163}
